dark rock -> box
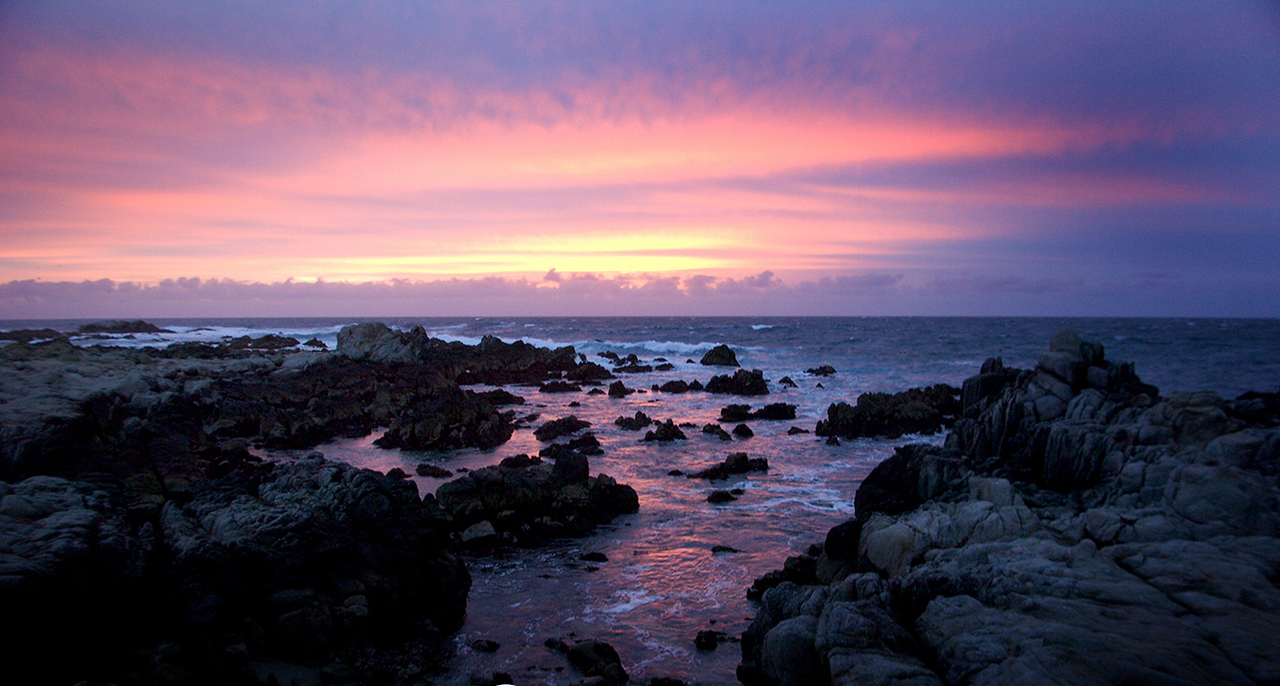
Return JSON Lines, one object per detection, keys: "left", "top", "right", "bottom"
{"left": 614, "top": 410, "right": 653, "bottom": 431}
{"left": 568, "top": 362, "right": 613, "bottom": 382}
{"left": 318, "top": 663, "right": 359, "bottom": 683}
{"left": 588, "top": 388, "right": 605, "bottom": 395}
{"left": 642, "top": 419, "right": 687, "bottom": 442}
{"left": 825, "top": 436, "right": 839, "bottom": 445}
{"left": 436, "top": 457, "right": 637, "bottom": 542}
{"left": 707, "top": 490, "right": 737, "bottom": 504}
{"left": 615, "top": 363, "right": 653, "bottom": 374}
{"left": 608, "top": 380, "right": 635, "bottom": 398}
{"left": 655, "top": 363, "right": 676, "bottom": 372}
{"left": 787, "top": 426, "right": 809, "bottom": 435}
{"left": 473, "top": 388, "right": 526, "bottom": 406}
{"left": 711, "top": 545, "right": 740, "bottom": 554}
{"left": 690, "top": 452, "right": 769, "bottom": 480}
{"left": 815, "top": 384, "right": 959, "bottom": 439}
{"left": 702, "top": 423, "right": 732, "bottom": 441}
{"left": 540, "top": 432, "right": 603, "bottom": 458}
{"left": 534, "top": 415, "right": 592, "bottom": 441}
{"left": 659, "top": 380, "right": 690, "bottom": 393}
{"left": 416, "top": 463, "right": 453, "bottom": 478}
{"left": 565, "top": 639, "right": 628, "bottom": 682}
{"left": 695, "top": 630, "right": 720, "bottom": 651}
{"left": 721, "top": 404, "right": 754, "bottom": 422}
{"left": 700, "top": 344, "right": 740, "bottom": 367}
{"left": 470, "top": 639, "right": 501, "bottom": 653}
{"left": 805, "top": 365, "right": 837, "bottom": 376}
{"left": 753, "top": 403, "right": 797, "bottom": 420}
{"left": 0, "top": 328, "right": 65, "bottom": 343}
{"left": 732, "top": 424, "right": 755, "bottom": 438}
{"left": 705, "top": 369, "right": 769, "bottom": 396}
{"left": 498, "top": 454, "right": 542, "bottom": 470}
{"left": 78, "top": 320, "right": 172, "bottom": 334}
{"left": 302, "top": 337, "right": 328, "bottom": 349}
{"left": 386, "top": 467, "right": 410, "bottom": 479}
{"left": 580, "top": 551, "right": 609, "bottom": 562}
{"left": 779, "top": 376, "right": 798, "bottom": 388}
{"left": 539, "top": 380, "right": 582, "bottom": 393}
{"left": 667, "top": 469, "right": 684, "bottom": 476}
{"left": 226, "top": 334, "right": 300, "bottom": 350}
{"left": 688, "top": 379, "right": 705, "bottom": 391}
{"left": 377, "top": 384, "right": 516, "bottom": 451}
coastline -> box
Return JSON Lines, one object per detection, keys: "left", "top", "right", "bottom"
{"left": 737, "top": 331, "right": 1280, "bottom": 685}
{"left": 1, "top": 322, "right": 1277, "bottom": 685}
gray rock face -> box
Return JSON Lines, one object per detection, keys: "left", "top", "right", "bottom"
{"left": 741, "top": 331, "right": 1280, "bottom": 686}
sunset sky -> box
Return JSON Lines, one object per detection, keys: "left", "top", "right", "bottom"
{"left": 1, "top": 1, "right": 1278, "bottom": 317}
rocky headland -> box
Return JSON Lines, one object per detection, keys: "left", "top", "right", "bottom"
{"left": 738, "top": 330, "right": 1280, "bottom": 686}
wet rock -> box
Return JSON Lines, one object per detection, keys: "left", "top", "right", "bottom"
{"left": 787, "top": 426, "right": 810, "bottom": 435}
{"left": 779, "top": 376, "right": 798, "bottom": 388}
{"left": 436, "top": 453, "right": 637, "bottom": 543}
{"left": 608, "top": 380, "right": 635, "bottom": 398}
{"left": 416, "top": 463, "right": 453, "bottom": 478}
{"left": 700, "top": 344, "right": 740, "bottom": 367}
{"left": 705, "top": 369, "right": 769, "bottom": 396}
{"left": 690, "top": 452, "right": 769, "bottom": 480}
{"left": 540, "top": 432, "right": 603, "bottom": 458}
{"left": 733, "top": 424, "right": 754, "bottom": 438}
{"left": 642, "top": 419, "right": 687, "bottom": 442}
{"left": 78, "top": 320, "right": 172, "bottom": 334}
{"left": 742, "top": 331, "right": 1280, "bottom": 686}
{"left": 815, "top": 384, "right": 959, "bottom": 439}
{"left": 805, "top": 365, "right": 837, "bottom": 376}
{"left": 534, "top": 415, "right": 592, "bottom": 441}
{"left": 540, "top": 380, "right": 583, "bottom": 393}
{"left": 614, "top": 410, "right": 653, "bottom": 431}
{"left": 721, "top": 404, "right": 754, "bottom": 421}
{"left": 707, "top": 490, "right": 737, "bottom": 504}
{"left": 659, "top": 380, "right": 690, "bottom": 393}
{"left": 702, "top": 423, "right": 733, "bottom": 441}
{"left": 580, "top": 551, "right": 609, "bottom": 562}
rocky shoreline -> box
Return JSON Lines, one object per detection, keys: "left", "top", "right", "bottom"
{"left": 4, "top": 323, "right": 1277, "bottom": 685}
{"left": 737, "top": 331, "right": 1280, "bottom": 686}
{"left": 0, "top": 323, "right": 647, "bottom": 685}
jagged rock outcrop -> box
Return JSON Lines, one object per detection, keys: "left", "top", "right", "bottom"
{"left": 815, "top": 384, "right": 960, "bottom": 440}
{"left": 434, "top": 452, "right": 638, "bottom": 545}
{"left": 701, "top": 344, "right": 741, "bottom": 367}
{"left": 740, "top": 331, "right": 1280, "bottom": 686}
{"left": 1, "top": 456, "right": 470, "bottom": 683}
{"left": 706, "top": 369, "right": 770, "bottom": 396}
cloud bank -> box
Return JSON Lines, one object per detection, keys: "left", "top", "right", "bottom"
{"left": 3, "top": 268, "right": 1275, "bottom": 320}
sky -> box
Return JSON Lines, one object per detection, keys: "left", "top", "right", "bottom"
{"left": 1, "top": 0, "right": 1278, "bottom": 318}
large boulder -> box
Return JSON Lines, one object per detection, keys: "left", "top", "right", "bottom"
{"left": 700, "top": 344, "right": 741, "bottom": 367}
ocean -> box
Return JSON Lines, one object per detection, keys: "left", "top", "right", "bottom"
{"left": 6, "top": 316, "right": 1279, "bottom": 683}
